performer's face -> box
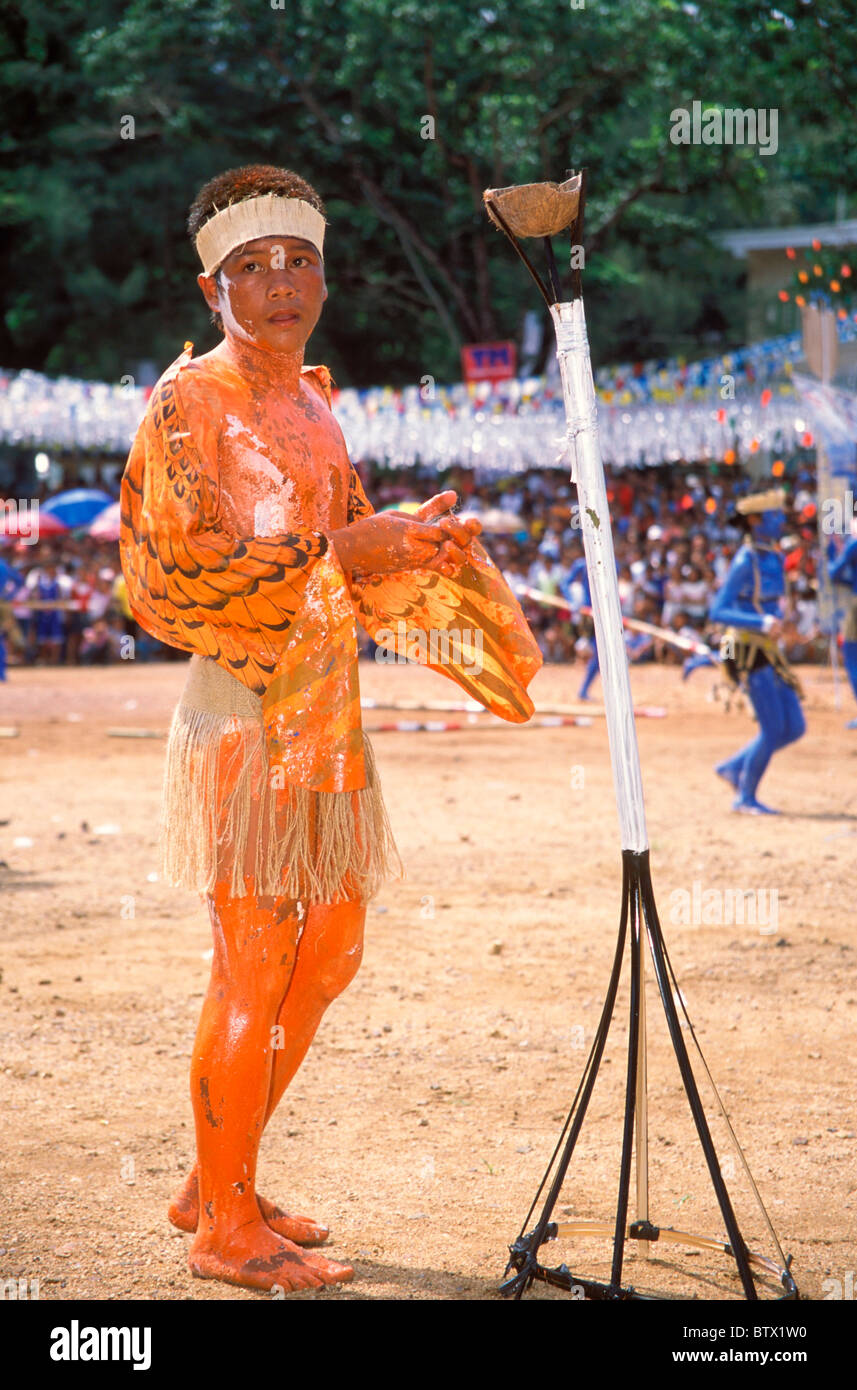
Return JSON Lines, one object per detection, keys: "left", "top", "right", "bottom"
{"left": 198, "top": 234, "right": 327, "bottom": 354}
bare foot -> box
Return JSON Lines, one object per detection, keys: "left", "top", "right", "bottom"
{"left": 169, "top": 1169, "right": 329, "bottom": 1245}
{"left": 189, "top": 1221, "right": 354, "bottom": 1293}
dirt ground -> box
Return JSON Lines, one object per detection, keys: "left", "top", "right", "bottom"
{"left": 1, "top": 655, "right": 855, "bottom": 1302}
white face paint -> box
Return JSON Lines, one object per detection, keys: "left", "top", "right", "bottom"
{"left": 216, "top": 266, "right": 265, "bottom": 347}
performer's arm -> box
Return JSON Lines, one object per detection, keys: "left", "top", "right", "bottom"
{"left": 334, "top": 468, "right": 541, "bottom": 722}
{"left": 708, "top": 549, "right": 777, "bottom": 635}
{"left": 119, "top": 365, "right": 333, "bottom": 693}
{"left": 329, "top": 477, "right": 477, "bottom": 580}
{"left": 306, "top": 368, "right": 478, "bottom": 582}
{"left": 304, "top": 375, "right": 541, "bottom": 722}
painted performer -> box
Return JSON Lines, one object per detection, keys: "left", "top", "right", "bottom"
{"left": 829, "top": 526, "right": 857, "bottom": 730}
{"left": 119, "top": 165, "right": 541, "bottom": 1294}
{"left": 708, "top": 489, "right": 805, "bottom": 814}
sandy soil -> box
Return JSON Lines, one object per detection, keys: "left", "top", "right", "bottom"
{"left": 1, "top": 656, "right": 855, "bottom": 1302}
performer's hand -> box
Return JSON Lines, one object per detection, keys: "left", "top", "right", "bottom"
{"left": 414, "top": 491, "right": 482, "bottom": 576}
{"left": 766, "top": 618, "right": 784, "bottom": 640}
{"left": 330, "top": 512, "right": 451, "bottom": 577}
{"left": 331, "top": 491, "right": 483, "bottom": 579}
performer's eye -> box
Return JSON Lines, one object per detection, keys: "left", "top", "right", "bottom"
{"left": 241, "top": 260, "right": 264, "bottom": 272}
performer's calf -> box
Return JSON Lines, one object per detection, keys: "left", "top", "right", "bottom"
{"left": 264, "top": 897, "right": 366, "bottom": 1125}
{"left": 185, "top": 882, "right": 352, "bottom": 1288}
{"left": 171, "top": 890, "right": 365, "bottom": 1254}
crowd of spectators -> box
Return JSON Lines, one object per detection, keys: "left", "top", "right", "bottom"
{"left": 369, "top": 460, "right": 829, "bottom": 667}
{"left": 0, "top": 460, "right": 832, "bottom": 679}
{"left": 0, "top": 534, "right": 179, "bottom": 676}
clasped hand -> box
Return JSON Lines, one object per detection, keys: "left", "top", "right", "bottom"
{"left": 331, "top": 491, "right": 482, "bottom": 578}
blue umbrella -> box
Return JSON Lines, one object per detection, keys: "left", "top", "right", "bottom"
{"left": 41, "top": 488, "right": 116, "bottom": 528}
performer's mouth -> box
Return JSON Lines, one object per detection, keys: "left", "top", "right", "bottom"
{"left": 269, "top": 311, "right": 300, "bottom": 325}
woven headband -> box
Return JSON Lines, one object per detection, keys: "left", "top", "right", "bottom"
{"left": 195, "top": 194, "right": 326, "bottom": 275}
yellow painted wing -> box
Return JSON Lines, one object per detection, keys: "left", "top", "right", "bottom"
{"left": 119, "top": 348, "right": 364, "bottom": 792}
{"left": 352, "top": 543, "right": 542, "bottom": 721}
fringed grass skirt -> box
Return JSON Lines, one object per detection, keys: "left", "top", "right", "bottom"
{"left": 160, "top": 655, "right": 401, "bottom": 903}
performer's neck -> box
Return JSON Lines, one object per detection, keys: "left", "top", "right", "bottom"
{"left": 220, "top": 332, "right": 305, "bottom": 396}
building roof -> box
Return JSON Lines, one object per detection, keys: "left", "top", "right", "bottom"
{"left": 717, "top": 221, "right": 857, "bottom": 257}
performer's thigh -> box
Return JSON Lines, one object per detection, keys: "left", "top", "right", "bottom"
{"left": 747, "top": 664, "right": 794, "bottom": 743}
{"left": 778, "top": 681, "right": 805, "bottom": 744}
{"left": 206, "top": 878, "right": 301, "bottom": 1001}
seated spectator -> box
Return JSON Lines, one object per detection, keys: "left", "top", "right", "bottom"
{"left": 80, "top": 617, "right": 118, "bottom": 664}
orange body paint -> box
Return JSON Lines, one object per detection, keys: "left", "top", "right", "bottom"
{"left": 119, "top": 227, "right": 541, "bottom": 1292}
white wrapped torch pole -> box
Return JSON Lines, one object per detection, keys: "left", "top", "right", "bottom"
{"left": 550, "top": 299, "right": 648, "bottom": 854}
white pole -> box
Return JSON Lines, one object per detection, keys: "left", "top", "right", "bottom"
{"left": 551, "top": 296, "right": 651, "bottom": 1253}
{"left": 550, "top": 299, "right": 648, "bottom": 853}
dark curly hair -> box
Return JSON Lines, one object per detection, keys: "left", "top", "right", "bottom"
{"left": 188, "top": 164, "right": 326, "bottom": 332}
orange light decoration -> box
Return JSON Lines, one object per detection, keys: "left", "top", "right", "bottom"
{"left": 778, "top": 290, "right": 789, "bottom": 302}
{"left": 831, "top": 280, "right": 841, "bottom": 293}
{"left": 798, "top": 270, "right": 809, "bottom": 283}
{"left": 760, "top": 388, "right": 772, "bottom": 407}
{"left": 839, "top": 308, "right": 848, "bottom": 321}
{"left": 842, "top": 264, "right": 852, "bottom": 278}
{"left": 812, "top": 238, "right": 822, "bottom": 251}
{"left": 724, "top": 448, "right": 737, "bottom": 465}
{"left": 801, "top": 432, "right": 814, "bottom": 448}
{"left": 705, "top": 497, "right": 717, "bottom": 514}
{"left": 772, "top": 459, "right": 785, "bottom": 477}
{"left": 716, "top": 408, "right": 726, "bottom": 424}
{"left": 813, "top": 264, "right": 823, "bottom": 276}
{"left": 749, "top": 438, "right": 760, "bottom": 454}
{"left": 786, "top": 247, "right": 796, "bottom": 260}
{"left": 795, "top": 295, "right": 806, "bottom": 307}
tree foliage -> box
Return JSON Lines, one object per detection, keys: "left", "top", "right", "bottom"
{"left": 1, "top": 0, "right": 855, "bottom": 384}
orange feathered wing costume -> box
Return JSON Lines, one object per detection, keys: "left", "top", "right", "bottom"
{"left": 119, "top": 344, "right": 541, "bottom": 900}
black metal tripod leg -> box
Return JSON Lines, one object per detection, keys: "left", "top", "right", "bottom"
{"left": 610, "top": 861, "right": 643, "bottom": 1291}
{"left": 639, "top": 862, "right": 759, "bottom": 1300}
{"left": 505, "top": 857, "right": 633, "bottom": 1297}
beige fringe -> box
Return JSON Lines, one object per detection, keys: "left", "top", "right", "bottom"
{"left": 160, "top": 656, "right": 401, "bottom": 903}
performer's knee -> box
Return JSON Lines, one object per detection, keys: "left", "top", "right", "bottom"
{"left": 308, "top": 900, "right": 365, "bottom": 1005}
{"left": 783, "top": 698, "right": 806, "bottom": 745}
{"left": 316, "top": 935, "right": 363, "bottom": 1004}
{"left": 206, "top": 885, "right": 299, "bottom": 999}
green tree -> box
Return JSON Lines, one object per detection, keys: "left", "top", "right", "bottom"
{"left": 2, "top": 0, "right": 855, "bottom": 385}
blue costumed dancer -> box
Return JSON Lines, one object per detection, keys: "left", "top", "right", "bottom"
{"left": 829, "top": 531, "right": 857, "bottom": 729}
{"left": 561, "top": 553, "right": 600, "bottom": 700}
{"left": 708, "top": 489, "right": 805, "bottom": 814}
